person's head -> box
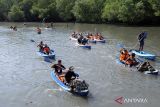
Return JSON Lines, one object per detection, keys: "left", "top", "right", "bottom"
{"left": 44, "top": 44, "right": 48, "bottom": 47}
{"left": 120, "top": 48, "right": 124, "bottom": 53}
{"left": 131, "top": 53, "right": 135, "bottom": 58}
{"left": 124, "top": 49, "right": 128, "bottom": 54}
{"left": 40, "top": 41, "right": 43, "bottom": 44}
{"left": 69, "top": 66, "right": 74, "bottom": 72}
{"left": 146, "top": 62, "right": 150, "bottom": 66}
{"left": 58, "top": 60, "right": 62, "bottom": 65}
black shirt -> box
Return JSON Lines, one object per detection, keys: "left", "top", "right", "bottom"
{"left": 65, "top": 71, "right": 77, "bottom": 83}
{"left": 52, "top": 64, "right": 65, "bottom": 75}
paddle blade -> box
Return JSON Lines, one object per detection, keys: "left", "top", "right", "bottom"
{"left": 30, "top": 39, "right": 35, "bottom": 42}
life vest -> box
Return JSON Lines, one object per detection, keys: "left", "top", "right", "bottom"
{"left": 119, "top": 51, "right": 129, "bottom": 62}
{"left": 119, "top": 54, "right": 126, "bottom": 61}
{"left": 43, "top": 47, "right": 50, "bottom": 53}
{"left": 58, "top": 76, "right": 65, "bottom": 82}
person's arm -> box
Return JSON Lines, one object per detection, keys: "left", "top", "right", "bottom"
{"left": 51, "top": 64, "right": 56, "bottom": 68}
{"left": 61, "top": 65, "right": 66, "bottom": 70}
{"left": 73, "top": 72, "right": 78, "bottom": 78}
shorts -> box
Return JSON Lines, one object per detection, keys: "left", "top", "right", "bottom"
{"left": 140, "top": 41, "right": 144, "bottom": 47}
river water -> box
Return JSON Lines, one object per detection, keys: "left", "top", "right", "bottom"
{"left": 0, "top": 22, "right": 160, "bottom": 107}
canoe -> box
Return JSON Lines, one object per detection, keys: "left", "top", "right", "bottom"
{"left": 116, "top": 57, "right": 159, "bottom": 75}
{"left": 70, "top": 37, "right": 96, "bottom": 43}
{"left": 76, "top": 43, "right": 91, "bottom": 49}
{"left": 50, "top": 71, "right": 89, "bottom": 96}
{"left": 94, "top": 39, "right": 106, "bottom": 43}
{"left": 37, "top": 50, "right": 55, "bottom": 59}
{"left": 88, "top": 40, "right": 96, "bottom": 43}
{"left": 131, "top": 50, "right": 156, "bottom": 60}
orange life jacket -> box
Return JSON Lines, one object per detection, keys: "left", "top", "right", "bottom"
{"left": 120, "top": 54, "right": 126, "bottom": 61}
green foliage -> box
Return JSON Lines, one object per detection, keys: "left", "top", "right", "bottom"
{"left": 0, "top": 0, "right": 159, "bottom": 24}
{"left": 73, "top": 0, "right": 105, "bottom": 23}
{"left": 102, "top": 0, "right": 120, "bottom": 22}
{"left": 102, "top": 0, "right": 155, "bottom": 24}
{"left": 8, "top": 5, "right": 24, "bottom": 21}
{"left": 56, "top": 0, "right": 76, "bottom": 21}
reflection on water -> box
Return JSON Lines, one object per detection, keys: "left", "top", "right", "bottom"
{"left": 0, "top": 22, "right": 160, "bottom": 107}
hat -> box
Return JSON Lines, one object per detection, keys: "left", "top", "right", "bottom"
{"left": 69, "top": 66, "right": 74, "bottom": 71}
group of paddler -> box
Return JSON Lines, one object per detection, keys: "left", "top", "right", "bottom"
{"left": 51, "top": 60, "right": 78, "bottom": 84}
{"left": 10, "top": 26, "right": 17, "bottom": 31}
{"left": 118, "top": 31, "right": 158, "bottom": 74}
{"left": 119, "top": 48, "right": 139, "bottom": 67}
{"left": 86, "top": 32, "right": 104, "bottom": 40}
{"left": 50, "top": 60, "right": 88, "bottom": 92}
{"left": 71, "top": 32, "right": 105, "bottom": 45}
{"left": 37, "top": 41, "right": 51, "bottom": 55}
{"left": 37, "top": 41, "right": 88, "bottom": 92}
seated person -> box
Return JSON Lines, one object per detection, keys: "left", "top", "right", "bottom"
{"left": 10, "top": 26, "right": 13, "bottom": 29}
{"left": 43, "top": 44, "right": 50, "bottom": 55}
{"left": 82, "top": 37, "right": 88, "bottom": 45}
{"left": 71, "top": 32, "right": 78, "bottom": 38}
{"left": 37, "top": 27, "right": 41, "bottom": 34}
{"left": 78, "top": 35, "right": 84, "bottom": 44}
{"left": 51, "top": 60, "right": 66, "bottom": 76}
{"left": 37, "top": 41, "right": 44, "bottom": 52}
{"left": 137, "top": 62, "right": 155, "bottom": 72}
{"left": 125, "top": 53, "right": 139, "bottom": 67}
{"left": 119, "top": 48, "right": 129, "bottom": 63}
{"left": 13, "top": 26, "right": 17, "bottom": 31}
{"left": 65, "top": 66, "right": 78, "bottom": 84}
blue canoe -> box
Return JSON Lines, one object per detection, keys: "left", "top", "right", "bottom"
{"left": 94, "top": 39, "right": 106, "bottom": 43}
{"left": 70, "top": 37, "right": 97, "bottom": 43}
{"left": 131, "top": 50, "right": 156, "bottom": 60}
{"left": 37, "top": 50, "right": 55, "bottom": 59}
{"left": 76, "top": 43, "right": 91, "bottom": 49}
{"left": 50, "top": 71, "right": 89, "bottom": 96}
{"left": 88, "top": 40, "right": 97, "bottom": 43}
{"left": 116, "top": 57, "right": 159, "bottom": 75}
{"left": 88, "top": 39, "right": 106, "bottom": 43}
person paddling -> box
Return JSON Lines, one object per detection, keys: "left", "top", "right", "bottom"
{"left": 51, "top": 60, "right": 66, "bottom": 76}
{"left": 37, "top": 41, "right": 44, "bottom": 52}
{"left": 37, "top": 27, "right": 41, "bottom": 34}
{"left": 138, "top": 31, "right": 147, "bottom": 51}
{"left": 137, "top": 62, "right": 155, "bottom": 72}
{"left": 10, "top": 26, "right": 13, "bottom": 29}
{"left": 13, "top": 26, "right": 17, "bottom": 31}
{"left": 65, "top": 66, "right": 78, "bottom": 84}
{"left": 78, "top": 35, "right": 84, "bottom": 44}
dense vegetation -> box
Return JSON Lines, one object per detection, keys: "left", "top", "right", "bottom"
{"left": 0, "top": 0, "right": 160, "bottom": 24}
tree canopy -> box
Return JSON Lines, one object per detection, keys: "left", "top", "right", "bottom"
{"left": 0, "top": 0, "right": 160, "bottom": 24}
